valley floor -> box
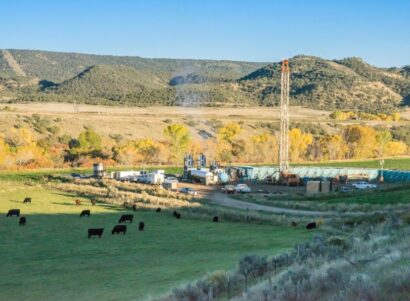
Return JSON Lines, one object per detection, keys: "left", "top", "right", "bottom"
{"left": 0, "top": 181, "right": 314, "bottom": 301}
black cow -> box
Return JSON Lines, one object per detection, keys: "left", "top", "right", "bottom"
{"left": 173, "top": 210, "right": 178, "bottom": 217}
{"left": 306, "top": 222, "right": 317, "bottom": 230}
{"left": 119, "top": 214, "right": 133, "bottom": 223}
{"left": 213, "top": 216, "right": 219, "bottom": 223}
{"left": 88, "top": 228, "right": 104, "bottom": 238}
{"left": 112, "top": 225, "right": 127, "bottom": 235}
{"left": 291, "top": 221, "right": 298, "bottom": 227}
{"left": 132, "top": 204, "right": 137, "bottom": 211}
{"left": 139, "top": 222, "right": 145, "bottom": 231}
{"left": 7, "top": 209, "right": 20, "bottom": 217}
{"left": 19, "top": 217, "right": 26, "bottom": 225}
{"left": 23, "top": 198, "right": 31, "bottom": 204}
{"left": 176, "top": 213, "right": 181, "bottom": 219}
{"left": 156, "top": 207, "right": 161, "bottom": 213}
{"left": 80, "top": 210, "right": 91, "bottom": 217}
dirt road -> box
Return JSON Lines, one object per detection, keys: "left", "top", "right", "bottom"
{"left": 204, "top": 192, "right": 335, "bottom": 216}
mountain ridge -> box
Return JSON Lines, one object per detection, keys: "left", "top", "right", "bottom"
{"left": 1, "top": 49, "right": 409, "bottom": 112}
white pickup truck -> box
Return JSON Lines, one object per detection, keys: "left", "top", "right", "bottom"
{"left": 352, "top": 182, "right": 377, "bottom": 189}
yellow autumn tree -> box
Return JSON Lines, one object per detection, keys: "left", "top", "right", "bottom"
{"left": 5, "top": 128, "right": 52, "bottom": 169}
{"left": 250, "top": 133, "right": 278, "bottom": 163}
{"left": 385, "top": 141, "right": 408, "bottom": 156}
{"left": 114, "top": 139, "right": 160, "bottom": 165}
{"left": 289, "top": 128, "right": 313, "bottom": 162}
{"left": 343, "top": 125, "right": 378, "bottom": 159}
{"left": 0, "top": 136, "right": 13, "bottom": 169}
{"left": 319, "top": 134, "right": 348, "bottom": 160}
{"left": 216, "top": 122, "right": 242, "bottom": 163}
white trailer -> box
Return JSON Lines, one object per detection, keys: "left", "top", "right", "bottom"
{"left": 114, "top": 170, "right": 141, "bottom": 181}
{"left": 138, "top": 170, "right": 165, "bottom": 185}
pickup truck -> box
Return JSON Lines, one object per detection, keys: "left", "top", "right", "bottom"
{"left": 352, "top": 182, "right": 377, "bottom": 189}
{"left": 222, "top": 185, "right": 236, "bottom": 194}
{"left": 235, "top": 184, "right": 251, "bottom": 193}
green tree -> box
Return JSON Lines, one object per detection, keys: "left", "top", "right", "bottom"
{"left": 163, "top": 124, "right": 190, "bottom": 164}
{"left": 77, "top": 128, "right": 102, "bottom": 153}
{"left": 376, "top": 130, "right": 392, "bottom": 158}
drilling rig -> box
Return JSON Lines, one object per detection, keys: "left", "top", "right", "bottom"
{"left": 278, "top": 59, "right": 300, "bottom": 186}
{"left": 279, "top": 59, "right": 290, "bottom": 173}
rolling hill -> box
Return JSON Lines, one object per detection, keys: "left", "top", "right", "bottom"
{"left": 0, "top": 49, "right": 409, "bottom": 112}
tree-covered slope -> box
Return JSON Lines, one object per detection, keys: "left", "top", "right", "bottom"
{"left": 239, "top": 55, "right": 406, "bottom": 111}
{"left": 1, "top": 49, "right": 265, "bottom": 83}
{"left": 1, "top": 49, "right": 409, "bottom": 111}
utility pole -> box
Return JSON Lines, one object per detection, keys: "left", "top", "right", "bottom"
{"left": 73, "top": 100, "right": 79, "bottom": 114}
{"left": 279, "top": 59, "right": 290, "bottom": 173}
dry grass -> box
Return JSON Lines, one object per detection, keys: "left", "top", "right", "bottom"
{"left": 47, "top": 179, "right": 200, "bottom": 209}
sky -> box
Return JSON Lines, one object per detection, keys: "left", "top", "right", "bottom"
{"left": 1, "top": 0, "right": 409, "bottom": 67}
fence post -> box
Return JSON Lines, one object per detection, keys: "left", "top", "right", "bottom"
{"left": 245, "top": 269, "right": 248, "bottom": 295}
{"left": 227, "top": 276, "right": 230, "bottom": 300}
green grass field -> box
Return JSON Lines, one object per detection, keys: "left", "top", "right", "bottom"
{"left": 324, "top": 187, "right": 410, "bottom": 204}
{"left": 1, "top": 157, "right": 409, "bottom": 184}
{"left": 0, "top": 181, "right": 315, "bottom": 301}
{"left": 294, "top": 157, "right": 410, "bottom": 170}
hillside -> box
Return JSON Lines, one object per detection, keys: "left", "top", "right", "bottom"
{"left": 0, "top": 49, "right": 264, "bottom": 83}
{"left": 240, "top": 55, "right": 406, "bottom": 111}
{"left": 1, "top": 49, "right": 409, "bottom": 112}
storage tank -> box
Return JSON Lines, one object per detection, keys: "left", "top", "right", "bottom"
{"left": 93, "top": 163, "right": 104, "bottom": 178}
{"left": 189, "top": 169, "right": 215, "bottom": 185}
{"left": 218, "top": 172, "right": 229, "bottom": 184}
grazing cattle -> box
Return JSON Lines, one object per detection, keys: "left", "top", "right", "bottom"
{"left": 213, "top": 216, "right": 219, "bottom": 223}
{"left": 88, "top": 228, "right": 104, "bottom": 238}
{"left": 90, "top": 199, "right": 96, "bottom": 206}
{"left": 139, "top": 222, "right": 145, "bottom": 231}
{"left": 75, "top": 199, "right": 81, "bottom": 206}
{"left": 19, "top": 217, "right": 26, "bottom": 225}
{"left": 80, "top": 210, "right": 91, "bottom": 217}
{"left": 176, "top": 213, "right": 181, "bottom": 219}
{"left": 173, "top": 210, "right": 178, "bottom": 217}
{"left": 306, "top": 222, "right": 317, "bottom": 230}
{"left": 291, "top": 221, "right": 298, "bottom": 227}
{"left": 119, "top": 214, "right": 133, "bottom": 223}
{"left": 23, "top": 197, "right": 31, "bottom": 204}
{"left": 6, "top": 209, "right": 20, "bottom": 217}
{"left": 132, "top": 204, "right": 137, "bottom": 211}
{"left": 156, "top": 207, "right": 161, "bottom": 213}
{"left": 112, "top": 225, "right": 127, "bottom": 235}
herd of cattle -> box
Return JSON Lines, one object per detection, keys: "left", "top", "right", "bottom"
{"left": 4, "top": 197, "right": 224, "bottom": 238}
{"left": 5, "top": 197, "right": 318, "bottom": 235}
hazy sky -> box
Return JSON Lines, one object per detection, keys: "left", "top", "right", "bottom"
{"left": 1, "top": 0, "right": 409, "bottom": 67}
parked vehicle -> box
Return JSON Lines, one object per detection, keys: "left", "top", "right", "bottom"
{"left": 235, "top": 184, "right": 251, "bottom": 193}
{"left": 165, "top": 176, "right": 179, "bottom": 182}
{"left": 179, "top": 187, "right": 198, "bottom": 196}
{"left": 340, "top": 186, "right": 351, "bottom": 193}
{"left": 352, "top": 182, "right": 377, "bottom": 189}
{"left": 222, "top": 185, "right": 236, "bottom": 194}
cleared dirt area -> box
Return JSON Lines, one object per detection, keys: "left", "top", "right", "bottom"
{"left": 0, "top": 103, "right": 330, "bottom": 141}
{"left": 1, "top": 103, "right": 408, "bottom": 141}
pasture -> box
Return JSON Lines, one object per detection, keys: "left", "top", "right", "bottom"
{"left": 0, "top": 181, "right": 314, "bottom": 301}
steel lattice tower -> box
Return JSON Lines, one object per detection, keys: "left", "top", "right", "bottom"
{"left": 279, "top": 59, "right": 290, "bottom": 173}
